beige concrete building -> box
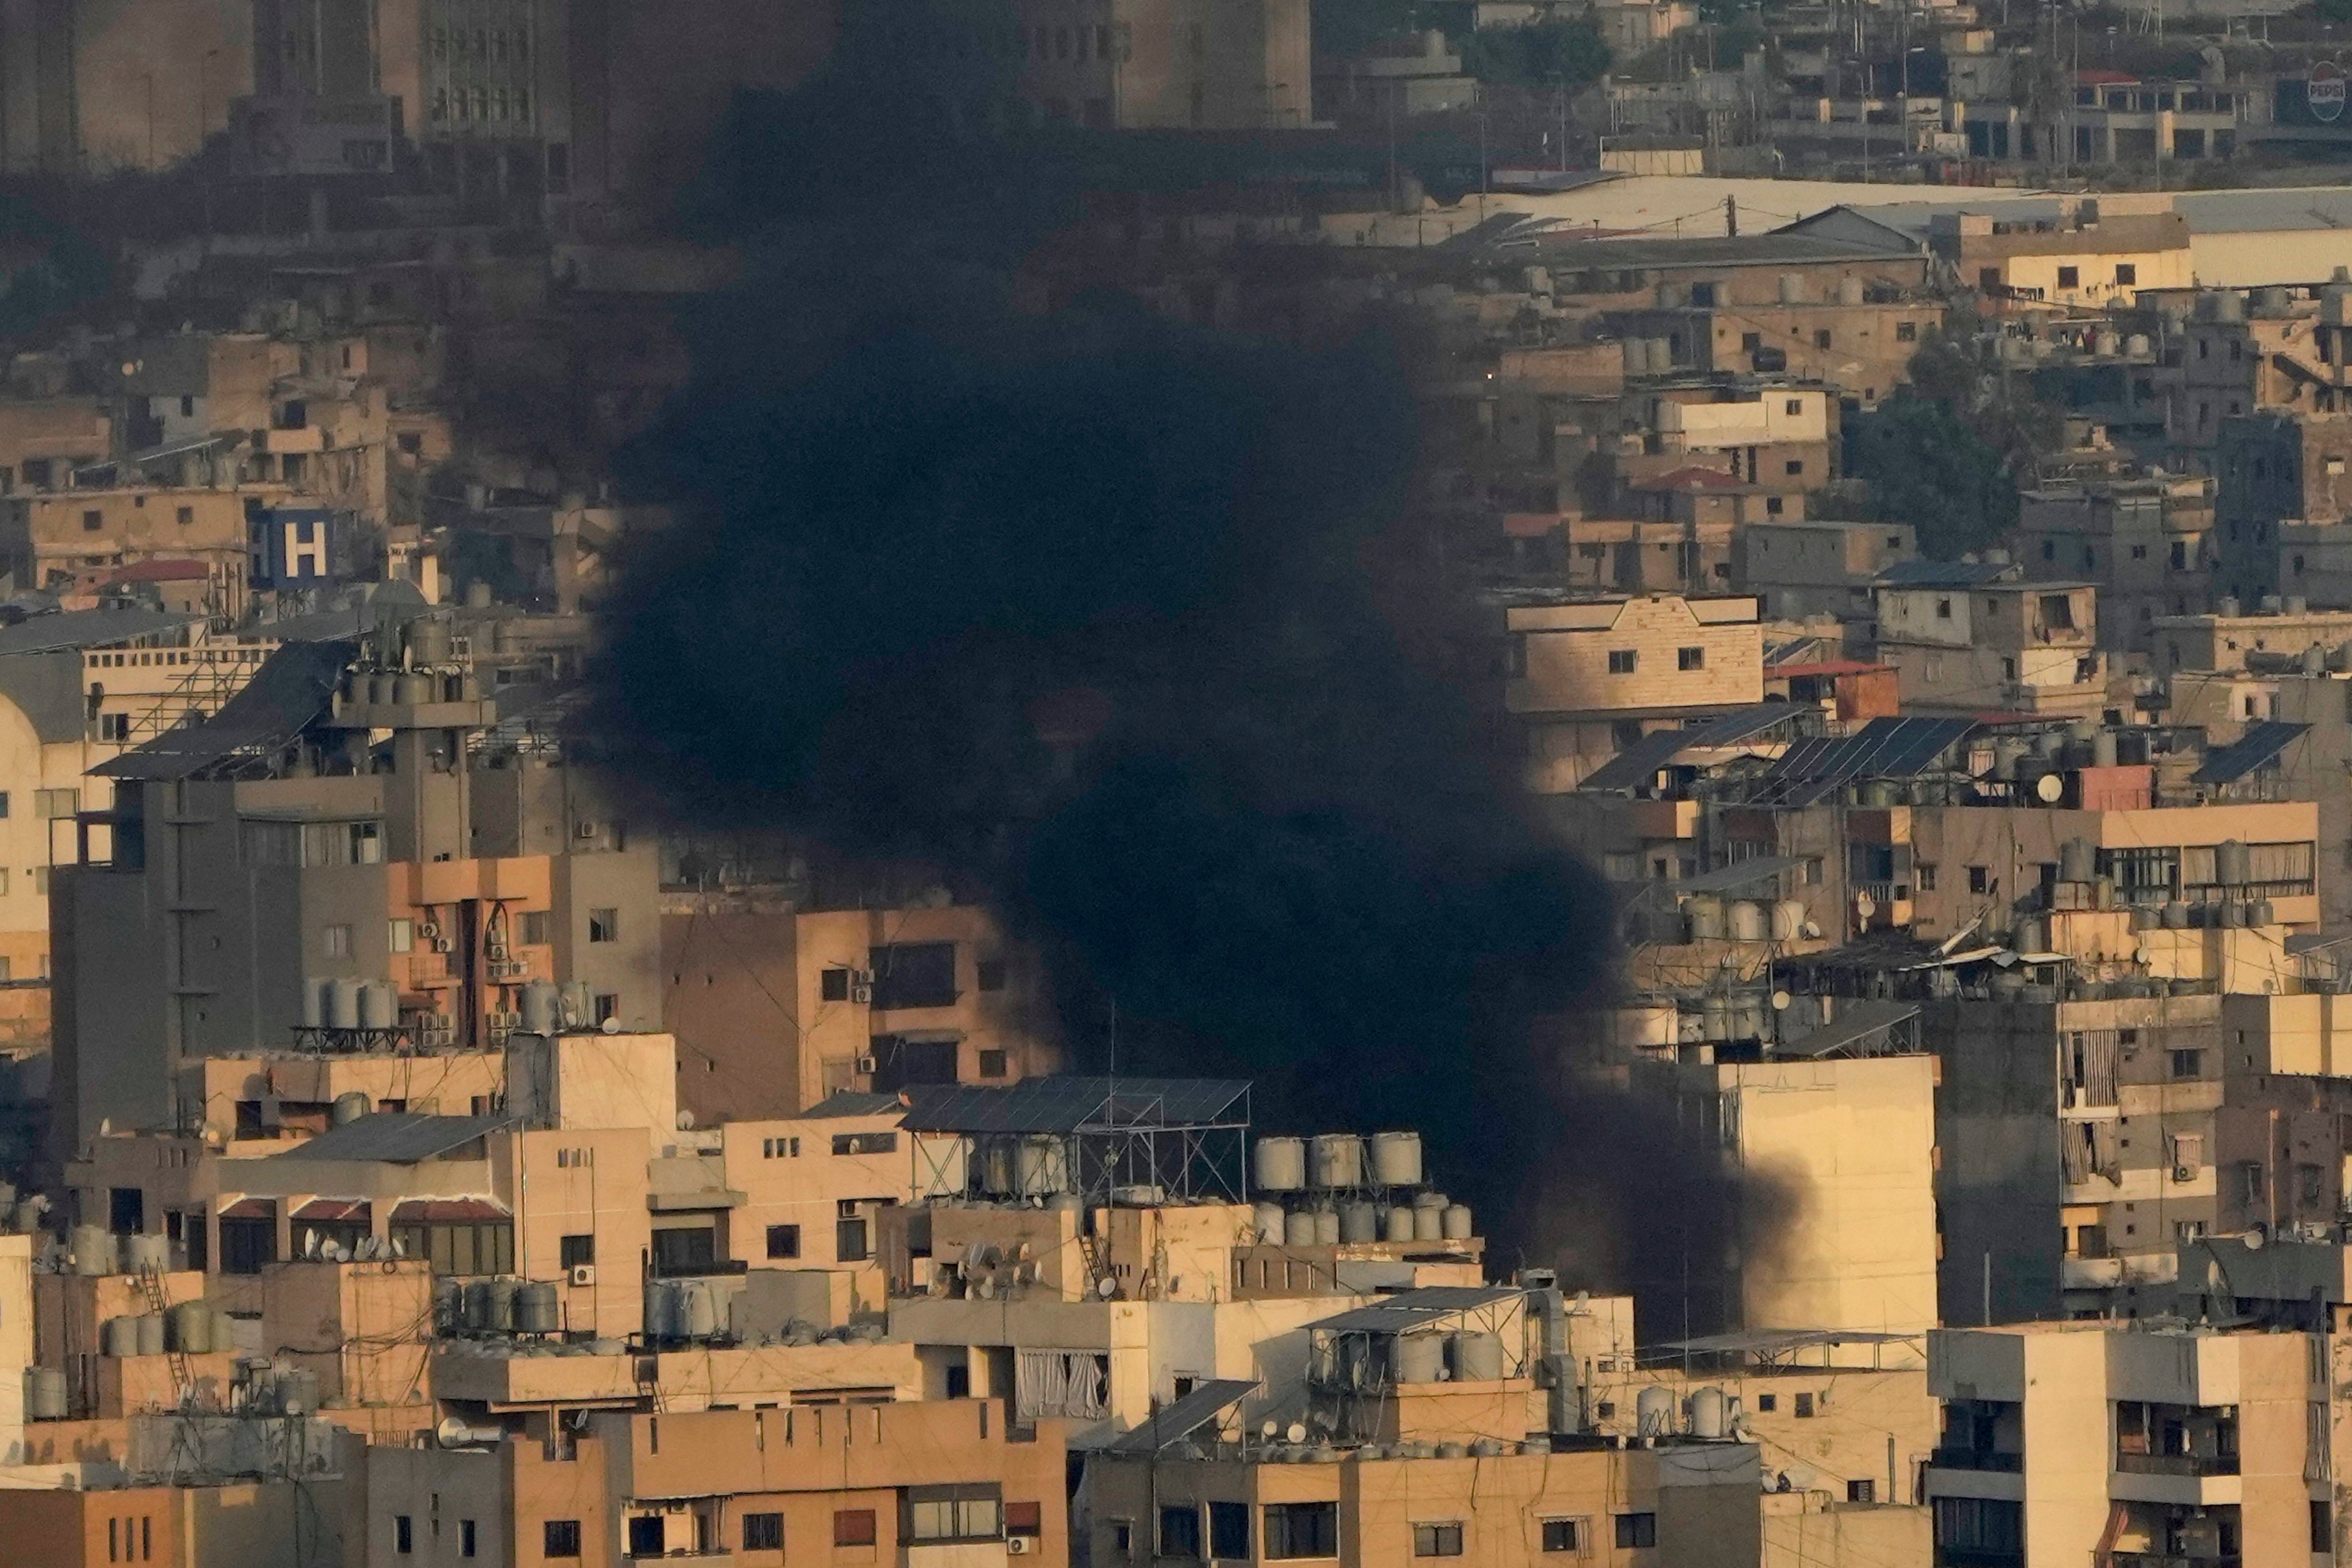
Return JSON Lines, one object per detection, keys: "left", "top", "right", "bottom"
{"left": 1872, "top": 563, "right": 2105, "bottom": 719}
{"left": 366, "top": 1401, "right": 1068, "bottom": 1567}
{"left": 1735, "top": 517, "right": 1917, "bottom": 622}
{"left": 2010, "top": 474, "right": 2216, "bottom": 652}
{"left": 662, "top": 898, "right": 1062, "bottom": 1121}
{"left": 1933, "top": 198, "right": 2195, "bottom": 308}
{"left": 0, "top": 489, "right": 254, "bottom": 615}
{"left": 1498, "top": 592, "right": 1766, "bottom": 791}
{"left": 998, "top": 0, "right": 1310, "bottom": 129}
{"left": 1925, "top": 1322, "right": 2324, "bottom": 1568}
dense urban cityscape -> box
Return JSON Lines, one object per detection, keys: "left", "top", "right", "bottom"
{"left": 9, "top": 0, "right": 2352, "bottom": 1565}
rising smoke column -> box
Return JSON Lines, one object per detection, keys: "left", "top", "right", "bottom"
{"left": 588, "top": 57, "right": 1775, "bottom": 1317}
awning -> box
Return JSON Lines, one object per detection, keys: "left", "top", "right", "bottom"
{"left": 218, "top": 1198, "right": 276, "bottom": 1221}
{"left": 1673, "top": 855, "right": 1807, "bottom": 895}
{"left": 389, "top": 1199, "right": 509, "bottom": 1225}
{"left": 1105, "top": 1380, "right": 1260, "bottom": 1455}
{"left": 1776, "top": 1001, "right": 1918, "bottom": 1059}
{"left": 291, "top": 1199, "right": 370, "bottom": 1223}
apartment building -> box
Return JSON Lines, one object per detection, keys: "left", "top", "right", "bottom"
{"left": 0, "top": 398, "right": 111, "bottom": 489}
{"left": 661, "top": 898, "right": 1062, "bottom": 1121}
{"left": 1933, "top": 199, "right": 2194, "bottom": 307}
{"left": 2213, "top": 411, "right": 2352, "bottom": 603}
{"left": 984, "top": 0, "right": 1311, "bottom": 129}
{"left": 1735, "top": 517, "right": 1917, "bottom": 621}
{"left": 1562, "top": 517, "right": 1732, "bottom": 597}
{"left": 1655, "top": 1053, "right": 1938, "bottom": 1356}
{"left": 1872, "top": 560, "right": 2104, "bottom": 719}
{"left": 53, "top": 614, "right": 662, "bottom": 1156}
{"left": 1611, "top": 292, "right": 1944, "bottom": 404}
{"left": 1925, "top": 1322, "right": 2325, "bottom": 1568}
{"left": 369, "top": 1401, "right": 1067, "bottom": 1567}
{"left": 2009, "top": 474, "right": 2216, "bottom": 652}
{"left": 0, "top": 490, "right": 255, "bottom": 616}
{"left": 2162, "top": 289, "right": 2327, "bottom": 464}
{"left": 1497, "top": 591, "right": 1766, "bottom": 792}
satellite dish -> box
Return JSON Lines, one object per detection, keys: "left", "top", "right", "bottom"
{"left": 1261, "top": 1420, "right": 1279, "bottom": 1438}
{"left": 302, "top": 1230, "right": 320, "bottom": 1258}
{"left": 1854, "top": 893, "right": 1876, "bottom": 919}
{"left": 675, "top": 1110, "right": 696, "bottom": 1131}
{"left": 972, "top": 1274, "right": 997, "bottom": 1300}
{"left": 2035, "top": 771, "right": 2065, "bottom": 803}
{"left": 1770, "top": 990, "right": 1793, "bottom": 1011}
{"left": 322, "top": 1240, "right": 347, "bottom": 1262}
{"left": 600, "top": 1017, "right": 621, "bottom": 1034}
{"left": 389, "top": 1235, "right": 408, "bottom": 1258}
{"left": 1095, "top": 1276, "right": 1118, "bottom": 1299}
{"left": 2245, "top": 1223, "right": 2269, "bottom": 1250}
{"left": 1286, "top": 1423, "right": 1308, "bottom": 1444}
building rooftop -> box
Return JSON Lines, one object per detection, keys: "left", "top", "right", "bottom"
{"left": 1307, "top": 1285, "right": 1523, "bottom": 1334}
{"left": 98, "top": 638, "right": 354, "bottom": 781}
{"left": 262, "top": 1111, "right": 510, "bottom": 1164}
{"left": 0, "top": 608, "right": 196, "bottom": 656}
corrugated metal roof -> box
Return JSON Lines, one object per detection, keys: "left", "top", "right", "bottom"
{"left": 98, "top": 638, "right": 355, "bottom": 780}
{"left": 0, "top": 608, "right": 196, "bottom": 656}
{"left": 267, "top": 1112, "right": 509, "bottom": 1164}
{"left": 1104, "top": 1380, "right": 1261, "bottom": 1454}
{"left": 802, "top": 1091, "right": 906, "bottom": 1120}
{"left": 1577, "top": 703, "right": 1808, "bottom": 793}
{"left": 895, "top": 1077, "right": 1250, "bottom": 1134}
{"left": 1674, "top": 855, "right": 1807, "bottom": 895}
{"left": 2191, "top": 720, "right": 2308, "bottom": 783}
{"left": 1777, "top": 1000, "right": 1920, "bottom": 1059}
{"left": 1307, "top": 1286, "right": 1522, "bottom": 1334}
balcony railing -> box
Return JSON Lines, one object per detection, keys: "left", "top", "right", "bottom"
{"left": 1929, "top": 1446, "right": 2024, "bottom": 1472}
{"left": 2112, "top": 1555, "right": 2240, "bottom": 1568}
{"left": 2114, "top": 1451, "right": 2239, "bottom": 1477}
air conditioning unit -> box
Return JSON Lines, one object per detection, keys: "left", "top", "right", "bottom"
{"left": 1007, "top": 1538, "right": 1034, "bottom": 1556}
{"left": 2175, "top": 1165, "right": 2196, "bottom": 1182}
{"left": 569, "top": 1264, "right": 596, "bottom": 1287}
{"left": 849, "top": 985, "right": 872, "bottom": 1006}
{"left": 856, "top": 1054, "right": 878, "bottom": 1075}
{"left": 486, "top": 941, "right": 508, "bottom": 960}
{"left": 418, "top": 922, "right": 440, "bottom": 941}
{"left": 434, "top": 938, "right": 453, "bottom": 953}
{"left": 574, "top": 820, "right": 598, "bottom": 839}
{"left": 852, "top": 968, "right": 876, "bottom": 987}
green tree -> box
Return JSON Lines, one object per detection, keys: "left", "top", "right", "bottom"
{"left": 1844, "top": 396, "right": 2019, "bottom": 560}
{"left": 1316, "top": 0, "right": 1426, "bottom": 59}
{"left": 1459, "top": 12, "right": 1612, "bottom": 91}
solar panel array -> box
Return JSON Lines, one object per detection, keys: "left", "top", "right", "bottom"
{"left": 1752, "top": 716, "right": 1978, "bottom": 806}
{"left": 2189, "top": 720, "right": 2308, "bottom": 785}
{"left": 1575, "top": 702, "right": 1811, "bottom": 793}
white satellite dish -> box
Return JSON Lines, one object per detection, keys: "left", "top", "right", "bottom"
{"left": 1286, "top": 1423, "right": 1308, "bottom": 1444}
{"left": 2034, "top": 772, "right": 2065, "bottom": 803}
{"left": 1770, "top": 991, "right": 1793, "bottom": 1011}
{"left": 1095, "top": 1276, "right": 1118, "bottom": 1299}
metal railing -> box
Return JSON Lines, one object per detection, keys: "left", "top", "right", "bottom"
{"left": 1928, "top": 1446, "right": 2023, "bottom": 1473}
{"left": 2113, "top": 1451, "right": 2238, "bottom": 1477}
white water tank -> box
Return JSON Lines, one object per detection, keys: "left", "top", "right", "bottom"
{"left": 1309, "top": 1135, "right": 1364, "bottom": 1189}
{"left": 359, "top": 980, "right": 397, "bottom": 1030}
{"left": 121, "top": 1233, "right": 169, "bottom": 1273}
{"left": 1381, "top": 1206, "right": 1415, "bottom": 1242}
{"left": 70, "top": 1226, "right": 113, "bottom": 1276}
{"left": 1636, "top": 1386, "right": 1674, "bottom": 1436}
{"left": 1450, "top": 1330, "right": 1505, "bottom": 1381}
{"left": 327, "top": 978, "right": 362, "bottom": 1030}
{"left": 1442, "top": 1205, "right": 1474, "bottom": 1241}
{"left": 1284, "top": 1210, "right": 1318, "bottom": 1248}
{"left": 1253, "top": 1202, "right": 1285, "bottom": 1243}
{"left": 1771, "top": 901, "right": 1805, "bottom": 943}
{"left": 1254, "top": 1137, "right": 1306, "bottom": 1192}
{"left": 1312, "top": 1209, "right": 1341, "bottom": 1246}
{"left": 1339, "top": 1202, "right": 1378, "bottom": 1244}
{"left": 1368, "top": 1131, "right": 1423, "bottom": 1186}
{"left": 1728, "top": 901, "right": 1767, "bottom": 943}
{"left": 1690, "top": 1385, "right": 1728, "bottom": 1438}
{"left": 1395, "top": 1334, "right": 1446, "bottom": 1383}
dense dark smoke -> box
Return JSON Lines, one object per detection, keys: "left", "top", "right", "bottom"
{"left": 588, "top": 37, "right": 1775, "bottom": 1320}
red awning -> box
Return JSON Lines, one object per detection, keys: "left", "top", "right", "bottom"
{"left": 291, "top": 1199, "right": 370, "bottom": 1224}
{"left": 218, "top": 1198, "right": 276, "bottom": 1220}
{"left": 390, "top": 1199, "right": 509, "bottom": 1225}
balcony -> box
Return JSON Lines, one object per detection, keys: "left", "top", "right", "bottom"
{"left": 1929, "top": 1447, "right": 2023, "bottom": 1473}
{"left": 2112, "top": 1556, "right": 2239, "bottom": 1568}
{"left": 2114, "top": 1452, "right": 2238, "bottom": 1477}
{"left": 2061, "top": 1255, "right": 2124, "bottom": 1289}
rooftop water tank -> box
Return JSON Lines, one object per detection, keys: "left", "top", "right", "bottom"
{"left": 25, "top": 1366, "right": 65, "bottom": 1420}
{"left": 167, "top": 1301, "right": 212, "bottom": 1355}
{"left": 1312, "top": 1209, "right": 1341, "bottom": 1246}
{"left": 359, "top": 982, "right": 397, "bottom": 1031}
{"left": 1253, "top": 1202, "right": 1285, "bottom": 1244}
{"left": 1382, "top": 1206, "right": 1416, "bottom": 1243}
{"left": 1310, "top": 1135, "right": 1364, "bottom": 1189}
{"left": 327, "top": 978, "right": 362, "bottom": 1031}
{"left": 1284, "top": 1210, "right": 1319, "bottom": 1248}
{"left": 1255, "top": 1137, "right": 1306, "bottom": 1192}
{"left": 332, "top": 1091, "right": 372, "bottom": 1126}
{"left": 70, "top": 1225, "right": 113, "bottom": 1277}
{"left": 2216, "top": 839, "right": 2251, "bottom": 886}
{"left": 1636, "top": 1386, "right": 1674, "bottom": 1437}
{"left": 1395, "top": 1334, "right": 1447, "bottom": 1384}
{"left": 133, "top": 1315, "right": 164, "bottom": 1358}
{"left": 1442, "top": 1204, "right": 1474, "bottom": 1241}
{"left": 1368, "top": 1131, "right": 1423, "bottom": 1187}
{"left": 1450, "top": 1330, "right": 1505, "bottom": 1381}
{"left": 516, "top": 1281, "right": 561, "bottom": 1334}
{"left": 1339, "top": 1202, "right": 1379, "bottom": 1245}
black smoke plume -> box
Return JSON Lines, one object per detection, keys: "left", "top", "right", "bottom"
{"left": 589, "top": 41, "right": 1772, "bottom": 1323}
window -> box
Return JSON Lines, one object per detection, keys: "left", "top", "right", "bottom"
{"left": 1689, "top": 282, "right": 1717, "bottom": 307}
{"left": 833, "top": 1131, "right": 898, "bottom": 1156}
{"left": 2171, "top": 1048, "right": 2204, "bottom": 1079}
{"left": 822, "top": 967, "right": 852, "bottom": 1002}
{"left": 396, "top": 1516, "right": 414, "bottom": 1554}
{"left": 837, "top": 1216, "right": 871, "bottom": 1262}
{"left": 1897, "top": 320, "right": 1918, "bottom": 342}
{"left": 766, "top": 1224, "right": 801, "bottom": 1259}
{"left": 1968, "top": 866, "right": 1990, "bottom": 894}
{"left": 979, "top": 1049, "right": 1009, "bottom": 1077}
{"left": 1614, "top": 1513, "right": 1658, "bottom": 1548}
{"left": 461, "top": 1520, "right": 476, "bottom": 1558}
{"left": 835, "top": 1510, "right": 878, "bottom": 1547}
{"left": 2316, "top": 1501, "right": 2334, "bottom": 1552}
{"left": 1607, "top": 650, "right": 1637, "bottom": 675}
{"left": 389, "top": 918, "right": 412, "bottom": 953}
{"left": 587, "top": 907, "right": 619, "bottom": 943}
{"left": 1785, "top": 459, "right": 1805, "bottom": 476}
{"left": 627, "top": 1516, "right": 665, "bottom": 1557}
{"left": 82, "top": 509, "right": 101, "bottom": 531}
{"left": 1934, "top": 1498, "right": 2021, "bottom": 1557}
{"left": 1112, "top": 1523, "right": 1134, "bottom": 1555}
{"left": 1264, "top": 1503, "right": 1339, "bottom": 1559}
{"left": 2241, "top": 1161, "right": 2268, "bottom": 1204}
{"left": 1847, "top": 1480, "right": 1876, "bottom": 1503}
{"left": 1677, "top": 646, "right": 1705, "bottom": 671}
{"left": 519, "top": 910, "right": 551, "bottom": 946}
{"left": 2057, "top": 265, "right": 2080, "bottom": 289}
{"left": 872, "top": 941, "right": 958, "bottom": 1009}
{"left": 34, "top": 788, "right": 76, "bottom": 818}
{"left": 1210, "top": 1503, "right": 1249, "bottom": 1559}
{"left": 1413, "top": 1523, "right": 1465, "bottom": 1557}
{"left": 1161, "top": 1507, "right": 1203, "bottom": 1559}
{"left": 1756, "top": 1393, "right": 1776, "bottom": 1412}
{"left": 743, "top": 1513, "right": 783, "bottom": 1551}
{"left": 559, "top": 1234, "right": 594, "bottom": 1268}
{"left": 2116, "top": 263, "right": 2137, "bottom": 285}
{"left": 910, "top": 1492, "right": 1003, "bottom": 1543}
{"left": 322, "top": 923, "right": 352, "bottom": 959}
{"left": 1541, "top": 1519, "right": 1583, "bottom": 1551}
{"left": 1814, "top": 328, "right": 1832, "bottom": 349}
{"left": 593, "top": 992, "right": 618, "bottom": 1026}
{"left": 1935, "top": 596, "right": 1952, "bottom": 620}
{"left": 1795, "top": 1391, "right": 1816, "bottom": 1417}
{"left": 2301, "top": 1163, "right": 2326, "bottom": 1208}
{"left": 977, "top": 958, "right": 1007, "bottom": 991}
